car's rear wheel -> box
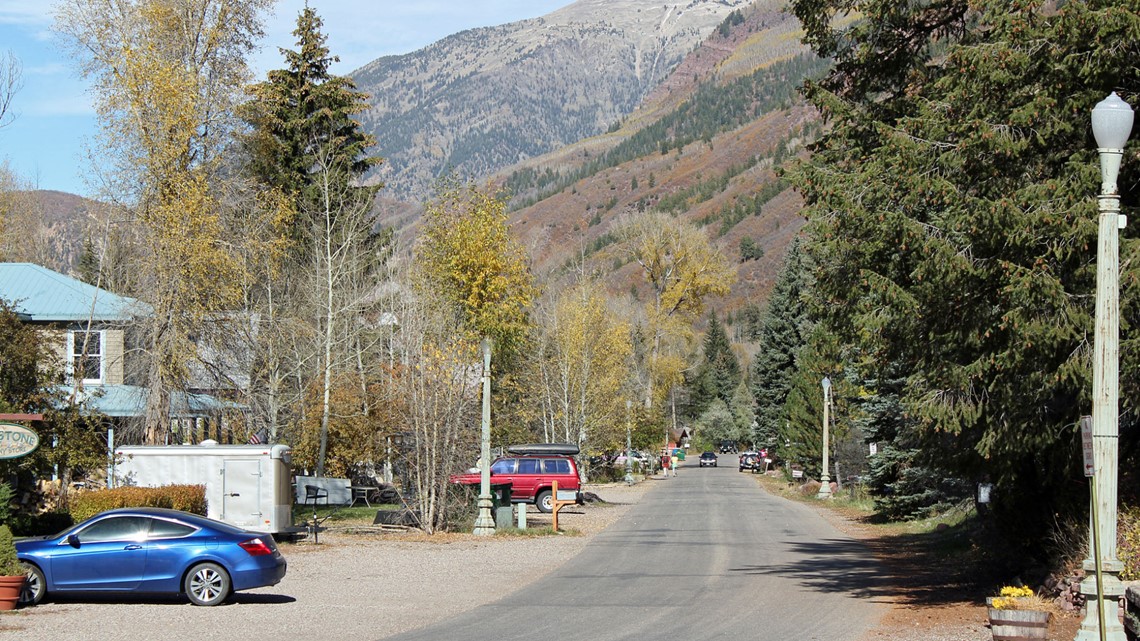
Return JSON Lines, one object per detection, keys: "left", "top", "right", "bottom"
{"left": 18, "top": 561, "right": 44, "bottom": 606}
{"left": 535, "top": 490, "right": 553, "bottom": 513}
{"left": 184, "top": 562, "right": 231, "bottom": 606}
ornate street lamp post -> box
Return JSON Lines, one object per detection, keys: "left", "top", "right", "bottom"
{"left": 473, "top": 338, "right": 496, "bottom": 535}
{"left": 817, "top": 376, "right": 832, "bottom": 499}
{"left": 1076, "top": 92, "right": 1133, "bottom": 641}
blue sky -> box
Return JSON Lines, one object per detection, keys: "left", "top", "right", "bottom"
{"left": 0, "top": 0, "right": 572, "bottom": 197}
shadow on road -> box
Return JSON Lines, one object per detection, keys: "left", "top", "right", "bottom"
{"left": 741, "top": 525, "right": 1002, "bottom": 607}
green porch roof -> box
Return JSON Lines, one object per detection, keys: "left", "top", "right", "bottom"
{"left": 0, "top": 263, "right": 148, "bottom": 322}
{"left": 59, "top": 385, "right": 241, "bottom": 418}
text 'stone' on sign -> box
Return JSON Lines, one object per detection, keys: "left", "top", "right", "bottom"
{"left": 0, "top": 423, "right": 39, "bottom": 459}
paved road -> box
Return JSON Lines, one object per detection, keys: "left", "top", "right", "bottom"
{"left": 383, "top": 463, "right": 886, "bottom": 641}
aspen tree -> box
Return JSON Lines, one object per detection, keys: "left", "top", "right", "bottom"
{"left": 56, "top": 0, "right": 273, "bottom": 440}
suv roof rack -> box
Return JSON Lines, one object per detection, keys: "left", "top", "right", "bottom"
{"left": 506, "top": 443, "right": 580, "bottom": 456}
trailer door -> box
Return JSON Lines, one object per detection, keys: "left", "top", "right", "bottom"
{"left": 221, "top": 458, "right": 262, "bottom": 528}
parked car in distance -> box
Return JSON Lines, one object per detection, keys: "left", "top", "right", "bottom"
{"left": 613, "top": 450, "right": 649, "bottom": 467}
{"left": 450, "top": 443, "right": 582, "bottom": 513}
{"left": 699, "top": 451, "right": 718, "bottom": 467}
{"left": 738, "top": 451, "right": 760, "bottom": 472}
{"left": 17, "top": 507, "right": 287, "bottom": 607}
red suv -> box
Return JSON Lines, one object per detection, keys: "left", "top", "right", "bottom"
{"left": 450, "top": 444, "right": 582, "bottom": 513}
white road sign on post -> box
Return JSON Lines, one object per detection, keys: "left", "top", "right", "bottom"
{"left": 1080, "top": 415, "right": 1094, "bottom": 477}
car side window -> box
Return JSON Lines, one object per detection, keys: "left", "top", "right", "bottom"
{"left": 148, "top": 518, "right": 197, "bottom": 540}
{"left": 491, "top": 458, "right": 516, "bottom": 474}
{"left": 76, "top": 516, "right": 149, "bottom": 542}
{"left": 543, "top": 458, "right": 570, "bottom": 474}
{"left": 517, "top": 458, "right": 541, "bottom": 474}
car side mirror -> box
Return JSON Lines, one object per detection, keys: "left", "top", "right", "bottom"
{"left": 67, "top": 534, "right": 81, "bottom": 548}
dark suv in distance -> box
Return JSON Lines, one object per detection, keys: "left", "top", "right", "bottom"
{"left": 450, "top": 444, "right": 582, "bottom": 513}
{"left": 738, "top": 451, "right": 760, "bottom": 472}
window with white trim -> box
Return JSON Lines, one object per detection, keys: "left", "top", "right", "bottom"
{"left": 68, "top": 329, "right": 105, "bottom": 384}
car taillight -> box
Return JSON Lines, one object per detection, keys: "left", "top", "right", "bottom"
{"left": 238, "top": 537, "right": 275, "bottom": 556}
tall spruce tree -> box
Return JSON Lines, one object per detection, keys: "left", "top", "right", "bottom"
{"left": 750, "top": 236, "right": 812, "bottom": 450}
{"left": 241, "top": 6, "right": 383, "bottom": 474}
{"left": 787, "top": 0, "right": 1140, "bottom": 545}
{"left": 691, "top": 310, "right": 740, "bottom": 415}
{"left": 242, "top": 6, "right": 379, "bottom": 237}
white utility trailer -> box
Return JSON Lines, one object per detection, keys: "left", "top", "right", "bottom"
{"left": 113, "top": 442, "right": 295, "bottom": 535}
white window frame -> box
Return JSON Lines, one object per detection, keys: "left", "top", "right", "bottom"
{"left": 68, "top": 329, "right": 106, "bottom": 385}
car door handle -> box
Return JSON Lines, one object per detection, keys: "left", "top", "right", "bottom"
{"left": 227, "top": 493, "right": 240, "bottom": 497}
{"left": 124, "top": 544, "right": 143, "bottom": 550}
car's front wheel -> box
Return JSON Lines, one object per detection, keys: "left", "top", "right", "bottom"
{"left": 535, "top": 490, "right": 553, "bottom": 513}
{"left": 18, "top": 561, "right": 44, "bottom": 606}
{"left": 184, "top": 562, "right": 231, "bottom": 606}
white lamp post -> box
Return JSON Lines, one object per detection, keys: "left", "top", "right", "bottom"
{"left": 473, "top": 338, "right": 496, "bottom": 535}
{"left": 625, "top": 400, "right": 634, "bottom": 485}
{"left": 817, "top": 376, "right": 832, "bottom": 499}
{"left": 1076, "top": 92, "right": 1133, "bottom": 641}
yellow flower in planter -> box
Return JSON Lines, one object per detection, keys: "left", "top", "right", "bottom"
{"left": 988, "top": 587, "right": 1051, "bottom": 641}
{"left": 991, "top": 586, "right": 1044, "bottom": 610}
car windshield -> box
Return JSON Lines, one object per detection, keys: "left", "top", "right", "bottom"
{"left": 491, "top": 459, "right": 516, "bottom": 474}
{"left": 76, "top": 516, "right": 150, "bottom": 543}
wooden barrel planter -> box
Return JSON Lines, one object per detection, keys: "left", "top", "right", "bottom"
{"left": 988, "top": 607, "right": 1050, "bottom": 641}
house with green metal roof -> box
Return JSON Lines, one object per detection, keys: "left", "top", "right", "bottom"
{"left": 0, "top": 263, "right": 238, "bottom": 439}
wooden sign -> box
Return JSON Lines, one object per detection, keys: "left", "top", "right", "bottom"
{"left": 0, "top": 423, "right": 39, "bottom": 459}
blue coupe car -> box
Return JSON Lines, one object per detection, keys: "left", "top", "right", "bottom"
{"left": 17, "top": 507, "right": 287, "bottom": 607}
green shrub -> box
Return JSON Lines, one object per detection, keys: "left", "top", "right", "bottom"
{"left": 0, "top": 525, "right": 20, "bottom": 576}
{"left": 0, "top": 483, "right": 11, "bottom": 524}
{"left": 69, "top": 485, "right": 207, "bottom": 523}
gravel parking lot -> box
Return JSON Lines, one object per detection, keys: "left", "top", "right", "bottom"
{"left": 1, "top": 481, "right": 654, "bottom": 641}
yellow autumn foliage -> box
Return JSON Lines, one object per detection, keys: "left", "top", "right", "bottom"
{"left": 417, "top": 180, "right": 535, "bottom": 352}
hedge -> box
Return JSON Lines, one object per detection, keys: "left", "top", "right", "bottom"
{"left": 69, "top": 485, "right": 207, "bottom": 523}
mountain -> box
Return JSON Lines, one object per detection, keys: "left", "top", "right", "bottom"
{"left": 493, "top": 1, "right": 825, "bottom": 321}
{"left": 350, "top": 0, "right": 752, "bottom": 201}
{"left": 4, "top": 190, "right": 97, "bottom": 276}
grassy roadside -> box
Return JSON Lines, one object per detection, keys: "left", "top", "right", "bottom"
{"left": 752, "top": 471, "right": 1016, "bottom": 607}
{"left": 751, "top": 472, "right": 1087, "bottom": 639}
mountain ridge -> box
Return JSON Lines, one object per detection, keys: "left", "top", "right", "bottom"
{"left": 350, "top": 0, "right": 751, "bottom": 201}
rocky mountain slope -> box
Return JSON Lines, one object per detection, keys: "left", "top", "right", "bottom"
{"left": 493, "top": 1, "right": 825, "bottom": 320}
{"left": 351, "top": 0, "right": 751, "bottom": 201}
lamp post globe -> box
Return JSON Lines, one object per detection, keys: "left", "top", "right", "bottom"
{"left": 1075, "top": 92, "right": 1132, "bottom": 641}
{"left": 1093, "top": 92, "right": 1134, "bottom": 195}
{"left": 817, "top": 376, "right": 832, "bottom": 499}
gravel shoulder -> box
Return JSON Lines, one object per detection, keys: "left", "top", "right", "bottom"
{"left": 0, "top": 480, "right": 656, "bottom": 641}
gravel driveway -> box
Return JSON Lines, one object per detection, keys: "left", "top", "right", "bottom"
{"left": 1, "top": 482, "right": 655, "bottom": 641}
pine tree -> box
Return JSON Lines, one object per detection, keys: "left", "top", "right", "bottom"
{"left": 242, "top": 5, "right": 379, "bottom": 243}
{"left": 750, "top": 236, "right": 812, "bottom": 450}
{"left": 240, "top": 6, "right": 384, "bottom": 474}
{"left": 691, "top": 310, "right": 740, "bottom": 415}
{"left": 787, "top": 0, "right": 1140, "bottom": 540}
